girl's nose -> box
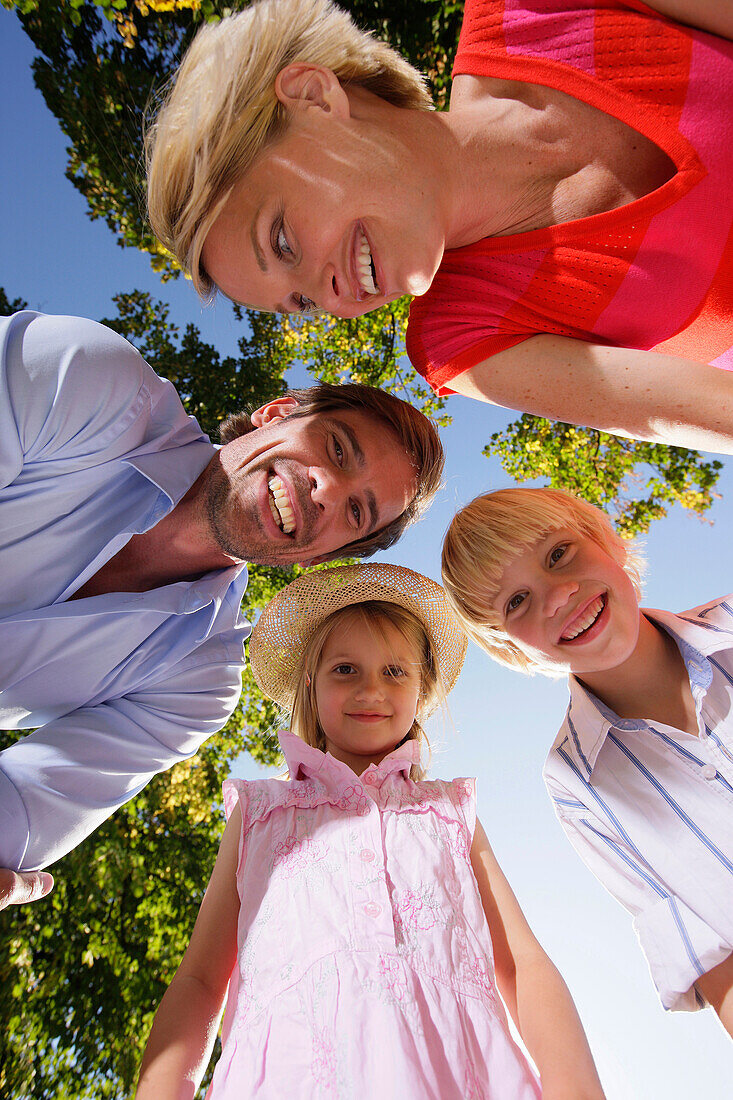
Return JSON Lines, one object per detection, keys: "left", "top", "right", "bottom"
{"left": 354, "top": 672, "right": 384, "bottom": 700}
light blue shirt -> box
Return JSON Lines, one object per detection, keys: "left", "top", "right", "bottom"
{"left": 0, "top": 312, "right": 250, "bottom": 871}
{"left": 544, "top": 597, "right": 733, "bottom": 1012}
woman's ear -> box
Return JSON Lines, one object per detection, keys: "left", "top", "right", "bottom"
{"left": 274, "top": 63, "right": 350, "bottom": 119}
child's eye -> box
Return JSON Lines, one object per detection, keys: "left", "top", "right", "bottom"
{"left": 294, "top": 293, "right": 317, "bottom": 314}
{"left": 549, "top": 543, "right": 569, "bottom": 565}
{"left": 385, "top": 665, "right": 405, "bottom": 679}
{"left": 506, "top": 592, "right": 526, "bottom": 614}
{"left": 333, "top": 663, "right": 355, "bottom": 675}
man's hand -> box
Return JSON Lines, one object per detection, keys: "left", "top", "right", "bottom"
{"left": 0, "top": 868, "right": 54, "bottom": 910}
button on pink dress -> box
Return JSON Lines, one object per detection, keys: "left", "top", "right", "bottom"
{"left": 207, "top": 733, "right": 541, "bottom": 1099}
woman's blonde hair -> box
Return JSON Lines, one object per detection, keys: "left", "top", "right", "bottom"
{"left": 441, "top": 487, "right": 645, "bottom": 675}
{"left": 146, "top": 0, "right": 432, "bottom": 299}
{"left": 290, "top": 601, "right": 445, "bottom": 780}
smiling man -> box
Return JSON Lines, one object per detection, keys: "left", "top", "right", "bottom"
{"left": 0, "top": 310, "right": 442, "bottom": 874}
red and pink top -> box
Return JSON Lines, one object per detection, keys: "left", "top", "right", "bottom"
{"left": 406, "top": 0, "right": 733, "bottom": 395}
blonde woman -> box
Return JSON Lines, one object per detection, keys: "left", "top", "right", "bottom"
{"left": 147, "top": 0, "right": 733, "bottom": 453}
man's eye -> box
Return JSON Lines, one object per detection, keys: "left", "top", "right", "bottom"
{"left": 549, "top": 543, "right": 568, "bottom": 565}
{"left": 333, "top": 437, "right": 344, "bottom": 465}
{"left": 350, "top": 500, "right": 362, "bottom": 526}
{"left": 506, "top": 592, "right": 526, "bottom": 614}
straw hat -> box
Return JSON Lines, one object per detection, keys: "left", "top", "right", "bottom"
{"left": 249, "top": 562, "right": 468, "bottom": 709}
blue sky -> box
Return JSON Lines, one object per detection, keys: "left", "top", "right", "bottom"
{"left": 3, "top": 7, "right": 732, "bottom": 1095}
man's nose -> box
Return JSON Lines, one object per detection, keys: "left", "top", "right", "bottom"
{"left": 309, "top": 466, "right": 342, "bottom": 512}
{"left": 543, "top": 578, "right": 579, "bottom": 617}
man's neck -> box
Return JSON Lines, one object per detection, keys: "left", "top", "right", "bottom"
{"left": 70, "top": 461, "right": 239, "bottom": 599}
{"left": 577, "top": 614, "right": 699, "bottom": 736}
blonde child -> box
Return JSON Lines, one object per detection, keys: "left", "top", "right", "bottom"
{"left": 137, "top": 562, "right": 604, "bottom": 1099}
{"left": 442, "top": 487, "right": 733, "bottom": 1036}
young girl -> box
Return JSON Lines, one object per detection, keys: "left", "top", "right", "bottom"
{"left": 137, "top": 563, "right": 604, "bottom": 1099}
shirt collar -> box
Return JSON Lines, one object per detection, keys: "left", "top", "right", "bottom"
{"left": 558, "top": 607, "right": 724, "bottom": 775}
{"left": 278, "top": 730, "right": 419, "bottom": 793}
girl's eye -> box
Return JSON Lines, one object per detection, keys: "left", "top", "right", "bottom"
{"left": 506, "top": 592, "right": 526, "bottom": 614}
{"left": 333, "top": 663, "right": 354, "bottom": 675}
{"left": 385, "top": 666, "right": 405, "bottom": 679}
{"left": 549, "top": 543, "right": 569, "bottom": 565}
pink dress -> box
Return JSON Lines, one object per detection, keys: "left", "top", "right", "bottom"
{"left": 206, "top": 732, "right": 541, "bottom": 1099}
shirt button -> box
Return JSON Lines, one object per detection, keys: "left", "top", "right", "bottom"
{"left": 364, "top": 773, "right": 377, "bottom": 786}
{"left": 360, "top": 848, "right": 376, "bottom": 863}
{"left": 363, "top": 902, "right": 382, "bottom": 919}
{"left": 701, "top": 764, "right": 717, "bottom": 780}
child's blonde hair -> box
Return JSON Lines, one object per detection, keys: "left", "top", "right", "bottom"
{"left": 290, "top": 600, "right": 445, "bottom": 780}
{"left": 441, "top": 488, "right": 645, "bottom": 674}
{"left": 145, "top": 0, "right": 432, "bottom": 300}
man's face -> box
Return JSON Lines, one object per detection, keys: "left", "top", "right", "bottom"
{"left": 492, "top": 528, "right": 642, "bottom": 676}
{"left": 206, "top": 399, "right": 418, "bottom": 566}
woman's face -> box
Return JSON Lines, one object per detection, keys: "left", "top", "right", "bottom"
{"left": 201, "top": 83, "right": 446, "bottom": 318}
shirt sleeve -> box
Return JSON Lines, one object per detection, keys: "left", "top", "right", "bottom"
{"left": 0, "top": 627, "right": 247, "bottom": 872}
{"left": 546, "top": 781, "right": 733, "bottom": 1011}
{"left": 0, "top": 311, "right": 150, "bottom": 489}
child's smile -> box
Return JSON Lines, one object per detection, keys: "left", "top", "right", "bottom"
{"left": 493, "top": 529, "right": 641, "bottom": 675}
{"left": 314, "top": 613, "right": 422, "bottom": 774}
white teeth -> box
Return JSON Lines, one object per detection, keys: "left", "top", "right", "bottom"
{"left": 268, "top": 475, "right": 295, "bottom": 535}
{"left": 561, "top": 596, "right": 605, "bottom": 641}
{"left": 356, "top": 229, "right": 378, "bottom": 295}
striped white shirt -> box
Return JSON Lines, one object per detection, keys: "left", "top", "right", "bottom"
{"left": 544, "top": 595, "right": 733, "bottom": 1012}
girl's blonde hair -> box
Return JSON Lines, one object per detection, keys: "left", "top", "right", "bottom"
{"left": 441, "top": 488, "right": 645, "bottom": 675}
{"left": 146, "top": 0, "right": 432, "bottom": 300}
{"left": 290, "top": 601, "right": 445, "bottom": 780}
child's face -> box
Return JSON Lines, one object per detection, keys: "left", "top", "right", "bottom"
{"left": 492, "top": 528, "right": 642, "bottom": 676}
{"left": 314, "top": 614, "right": 422, "bottom": 771}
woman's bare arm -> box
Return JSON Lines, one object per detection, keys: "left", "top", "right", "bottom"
{"left": 471, "top": 820, "right": 605, "bottom": 1099}
{"left": 641, "top": 0, "right": 733, "bottom": 40}
{"left": 451, "top": 334, "right": 733, "bottom": 454}
{"left": 136, "top": 804, "right": 242, "bottom": 1099}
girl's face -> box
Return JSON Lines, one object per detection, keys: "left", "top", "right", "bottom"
{"left": 314, "top": 613, "right": 422, "bottom": 774}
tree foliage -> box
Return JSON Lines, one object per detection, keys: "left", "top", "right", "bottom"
{"left": 488, "top": 415, "right": 723, "bottom": 537}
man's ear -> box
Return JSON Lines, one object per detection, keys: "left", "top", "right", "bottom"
{"left": 274, "top": 63, "right": 350, "bottom": 119}
{"left": 250, "top": 395, "right": 301, "bottom": 428}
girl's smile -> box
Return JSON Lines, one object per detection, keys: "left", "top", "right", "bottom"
{"left": 314, "top": 612, "right": 422, "bottom": 773}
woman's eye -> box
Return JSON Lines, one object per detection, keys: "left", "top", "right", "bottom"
{"left": 275, "top": 222, "right": 292, "bottom": 259}
{"left": 549, "top": 543, "right": 569, "bottom": 565}
{"left": 506, "top": 592, "right": 526, "bottom": 614}
{"left": 294, "top": 293, "right": 317, "bottom": 314}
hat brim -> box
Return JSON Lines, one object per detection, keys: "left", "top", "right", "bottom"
{"left": 249, "top": 563, "right": 468, "bottom": 709}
